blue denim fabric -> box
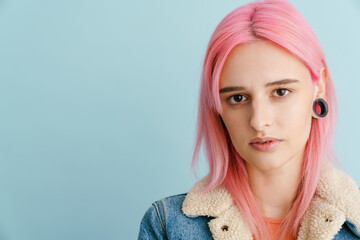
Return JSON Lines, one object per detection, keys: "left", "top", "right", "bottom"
{"left": 138, "top": 193, "right": 360, "bottom": 239}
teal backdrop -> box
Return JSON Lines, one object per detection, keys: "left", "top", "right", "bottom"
{"left": 0, "top": 0, "right": 359, "bottom": 239}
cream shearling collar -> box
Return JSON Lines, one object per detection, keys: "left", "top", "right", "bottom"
{"left": 182, "top": 161, "right": 360, "bottom": 239}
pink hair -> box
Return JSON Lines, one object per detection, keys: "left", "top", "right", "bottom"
{"left": 190, "top": 0, "right": 341, "bottom": 239}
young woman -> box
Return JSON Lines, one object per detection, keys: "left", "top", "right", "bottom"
{"left": 138, "top": 0, "right": 360, "bottom": 239}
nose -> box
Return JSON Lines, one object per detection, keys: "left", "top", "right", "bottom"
{"left": 249, "top": 97, "right": 272, "bottom": 131}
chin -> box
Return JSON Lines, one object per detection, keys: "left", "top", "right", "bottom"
{"left": 245, "top": 156, "right": 287, "bottom": 172}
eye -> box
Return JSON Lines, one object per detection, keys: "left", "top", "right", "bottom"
{"left": 226, "top": 88, "right": 291, "bottom": 105}
{"left": 226, "top": 94, "right": 248, "bottom": 104}
{"left": 273, "top": 88, "right": 291, "bottom": 97}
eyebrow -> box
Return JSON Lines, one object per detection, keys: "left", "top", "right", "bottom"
{"left": 219, "top": 79, "right": 300, "bottom": 94}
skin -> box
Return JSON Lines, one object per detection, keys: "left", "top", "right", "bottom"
{"left": 219, "top": 40, "right": 326, "bottom": 218}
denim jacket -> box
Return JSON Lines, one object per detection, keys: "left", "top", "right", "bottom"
{"left": 138, "top": 162, "right": 360, "bottom": 239}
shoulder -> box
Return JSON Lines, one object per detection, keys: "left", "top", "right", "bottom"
{"left": 150, "top": 192, "right": 208, "bottom": 225}
{"left": 333, "top": 219, "right": 360, "bottom": 239}
{"left": 138, "top": 193, "right": 214, "bottom": 239}
{"left": 152, "top": 193, "right": 187, "bottom": 212}
{"left": 144, "top": 193, "right": 188, "bottom": 227}
{"left": 155, "top": 193, "right": 188, "bottom": 204}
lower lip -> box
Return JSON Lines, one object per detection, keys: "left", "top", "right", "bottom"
{"left": 250, "top": 140, "right": 282, "bottom": 152}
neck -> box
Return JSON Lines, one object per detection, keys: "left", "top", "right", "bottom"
{"left": 245, "top": 151, "right": 304, "bottom": 218}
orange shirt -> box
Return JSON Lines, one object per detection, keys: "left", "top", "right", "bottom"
{"left": 253, "top": 216, "right": 296, "bottom": 240}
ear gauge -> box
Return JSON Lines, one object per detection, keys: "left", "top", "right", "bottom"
{"left": 312, "top": 98, "right": 328, "bottom": 119}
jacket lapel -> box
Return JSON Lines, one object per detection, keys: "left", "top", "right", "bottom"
{"left": 182, "top": 161, "right": 360, "bottom": 240}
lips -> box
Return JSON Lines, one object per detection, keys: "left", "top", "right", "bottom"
{"left": 250, "top": 140, "right": 282, "bottom": 152}
{"left": 249, "top": 137, "right": 281, "bottom": 144}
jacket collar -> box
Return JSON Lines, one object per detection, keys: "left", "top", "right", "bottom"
{"left": 182, "top": 161, "right": 360, "bottom": 240}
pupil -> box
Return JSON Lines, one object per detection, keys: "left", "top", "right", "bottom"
{"left": 234, "top": 95, "right": 242, "bottom": 102}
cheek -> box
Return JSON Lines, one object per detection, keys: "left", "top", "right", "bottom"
{"left": 283, "top": 91, "right": 313, "bottom": 119}
{"left": 223, "top": 113, "right": 248, "bottom": 144}
{"left": 283, "top": 97, "right": 313, "bottom": 139}
{"left": 225, "top": 116, "right": 244, "bottom": 137}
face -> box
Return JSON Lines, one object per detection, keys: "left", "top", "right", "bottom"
{"left": 219, "top": 40, "right": 326, "bottom": 173}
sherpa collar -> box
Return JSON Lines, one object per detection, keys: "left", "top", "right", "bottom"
{"left": 182, "top": 161, "right": 360, "bottom": 240}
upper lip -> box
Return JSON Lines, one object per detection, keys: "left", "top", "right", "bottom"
{"left": 250, "top": 137, "right": 282, "bottom": 144}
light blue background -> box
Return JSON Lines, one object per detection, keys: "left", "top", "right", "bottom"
{"left": 0, "top": 0, "right": 359, "bottom": 239}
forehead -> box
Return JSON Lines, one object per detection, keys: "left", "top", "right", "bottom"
{"left": 219, "top": 41, "right": 311, "bottom": 87}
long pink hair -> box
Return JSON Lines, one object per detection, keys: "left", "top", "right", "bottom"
{"left": 190, "top": 0, "right": 340, "bottom": 239}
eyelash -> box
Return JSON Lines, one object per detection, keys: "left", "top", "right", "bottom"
{"left": 226, "top": 88, "right": 292, "bottom": 105}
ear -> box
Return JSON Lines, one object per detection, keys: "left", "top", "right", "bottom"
{"left": 313, "top": 67, "right": 327, "bottom": 100}
{"left": 312, "top": 67, "right": 327, "bottom": 119}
